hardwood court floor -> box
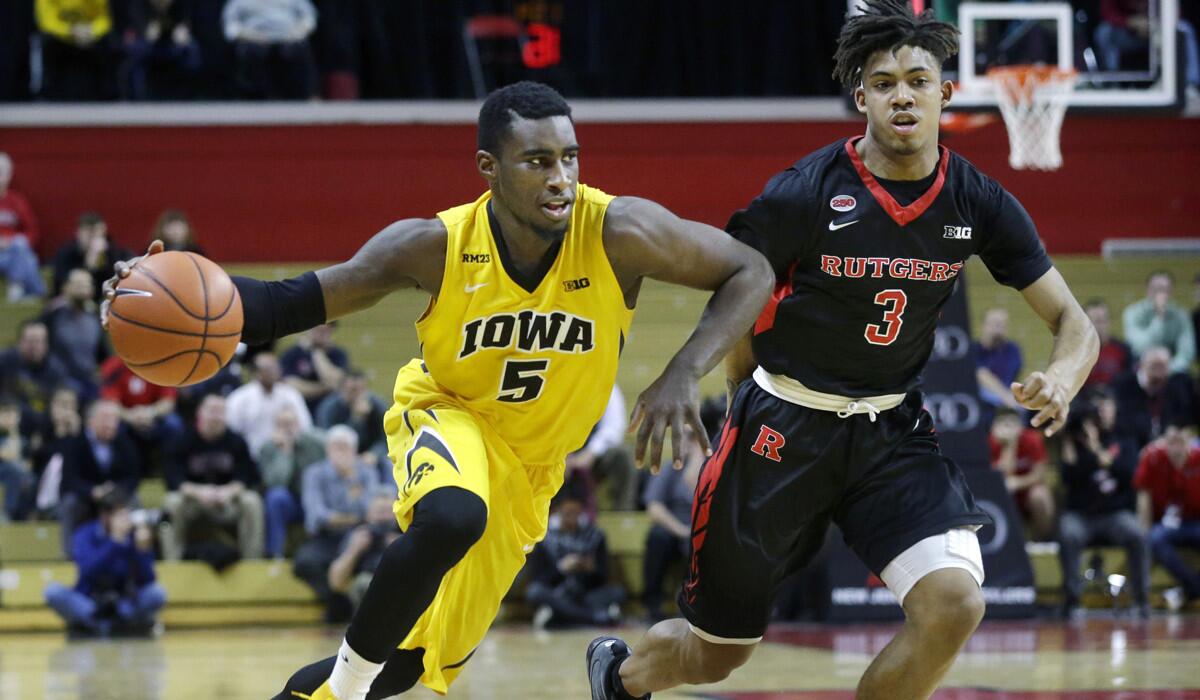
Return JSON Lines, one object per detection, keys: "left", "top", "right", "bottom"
{"left": 2, "top": 616, "right": 1199, "bottom": 699}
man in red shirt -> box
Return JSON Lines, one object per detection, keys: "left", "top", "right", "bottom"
{"left": 1134, "top": 422, "right": 1200, "bottom": 607}
{"left": 990, "top": 406, "right": 1055, "bottom": 541}
{"left": 99, "top": 355, "right": 185, "bottom": 470}
{"left": 0, "top": 152, "right": 46, "bottom": 300}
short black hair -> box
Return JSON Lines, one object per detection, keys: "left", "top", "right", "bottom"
{"left": 97, "top": 487, "right": 131, "bottom": 515}
{"left": 78, "top": 210, "right": 104, "bottom": 228}
{"left": 477, "top": 81, "right": 572, "bottom": 154}
{"left": 833, "top": 0, "right": 960, "bottom": 89}
{"left": 1083, "top": 298, "right": 1108, "bottom": 310}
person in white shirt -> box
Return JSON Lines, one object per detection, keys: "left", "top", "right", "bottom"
{"left": 226, "top": 352, "right": 312, "bottom": 456}
{"left": 564, "top": 385, "right": 636, "bottom": 511}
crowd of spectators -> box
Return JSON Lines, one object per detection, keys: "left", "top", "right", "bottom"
{"left": 2, "top": 144, "right": 1198, "bottom": 634}
{"left": 1, "top": 0, "right": 854, "bottom": 103}
{"left": 980, "top": 270, "right": 1200, "bottom": 617}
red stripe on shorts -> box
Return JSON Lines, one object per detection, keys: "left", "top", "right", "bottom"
{"left": 684, "top": 421, "right": 740, "bottom": 603}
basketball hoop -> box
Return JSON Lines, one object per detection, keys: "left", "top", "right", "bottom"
{"left": 988, "top": 65, "right": 1077, "bottom": 171}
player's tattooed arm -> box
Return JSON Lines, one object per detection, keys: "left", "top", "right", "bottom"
{"left": 603, "top": 196, "right": 773, "bottom": 472}
{"left": 315, "top": 218, "right": 448, "bottom": 320}
{"left": 1011, "top": 267, "right": 1099, "bottom": 437}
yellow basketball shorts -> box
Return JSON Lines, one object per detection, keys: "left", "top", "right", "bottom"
{"left": 383, "top": 360, "right": 564, "bottom": 694}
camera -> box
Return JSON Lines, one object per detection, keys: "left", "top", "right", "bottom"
{"left": 130, "top": 508, "right": 165, "bottom": 527}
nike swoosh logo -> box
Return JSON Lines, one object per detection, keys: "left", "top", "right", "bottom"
{"left": 464, "top": 283, "right": 488, "bottom": 293}
{"left": 114, "top": 288, "right": 153, "bottom": 298}
{"left": 828, "top": 219, "right": 860, "bottom": 231}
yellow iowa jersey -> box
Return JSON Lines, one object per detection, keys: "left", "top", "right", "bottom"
{"left": 413, "top": 184, "right": 634, "bottom": 466}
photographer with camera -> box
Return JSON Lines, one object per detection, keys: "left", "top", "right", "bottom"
{"left": 1057, "top": 388, "right": 1149, "bottom": 619}
{"left": 326, "top": 488, "right": 400, "bottom": 612}
{"left": 44, "top": 487, "right": 166, "bottom": 637}
{"left": 57, "top": 399, "right": 142, "bottom": 554}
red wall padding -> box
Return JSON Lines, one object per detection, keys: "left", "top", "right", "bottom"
{"left": 3, "top": 116, "right": 1198, "bottom": 261}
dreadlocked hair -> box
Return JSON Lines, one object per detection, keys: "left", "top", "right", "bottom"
{"left": 833, "top": 0, "right": 960, "bottom": 89}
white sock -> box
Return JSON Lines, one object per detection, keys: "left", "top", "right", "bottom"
{"left": 328, "top": 639, "right": 384, "bottom": 700}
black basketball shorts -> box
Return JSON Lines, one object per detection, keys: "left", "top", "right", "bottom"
{"left": 677, "top": 377, "right": 991, "bottom": 642}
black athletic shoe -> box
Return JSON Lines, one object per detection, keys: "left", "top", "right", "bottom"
{"left": 586, "top": 636, "right": 648, "bottom": 700}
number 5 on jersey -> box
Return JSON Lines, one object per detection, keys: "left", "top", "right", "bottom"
{"left": 498, "top": 359, "right": 550, "bottom": 402}
{"left": 864, "top": 289, "right": 907, "bottom": 346}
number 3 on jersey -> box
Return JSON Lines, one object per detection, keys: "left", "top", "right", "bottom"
{"left": 864, "top": 289, "right": 907, "bottom": 346}
{"left": 498, "top": 359, "right": 550, "bottom": 402}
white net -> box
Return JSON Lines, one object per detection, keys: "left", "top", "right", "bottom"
{"left": 989, "top": 66, "right": 1077, "bottom": 171}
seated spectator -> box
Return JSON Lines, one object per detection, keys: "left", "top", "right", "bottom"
{"left": 150, "top": 207, "right": 204, "bottom": 253}
{"left": 28, "top": 385, "right": 82, "bottom": 516}
{"left": 258, "top": 406, "right": 325, "bottom": 558}
{"left": 1113, "top": 346, "right": 1198, "bottom": 450}
{"left": 1083, "top": 299, "right": 1132, "bottom": 389}
{"left": 525, "top": 486, "right": 623, "bottom": 629}
{"left": 226, "top": 352, "right": 312, "bottom": 457}
{"left": 640, "top": 425, "right": 704, "bottom": 622}
{"left": 1057, "top": 389, "right": 1148, "bottom": 618}
{"left": 1122, "top": 271, "right": 1196, "bottom": 374}
{"left": 973, "top": 308, "right": 1023, "bottom": 423}
{"left": 34, "top": 0, "right": 118, "bottom": 100}
{"left": 284, "top": 322, "right": 349, "bottom": 415}
{"left": 1135, "top": 422, "right": 1200, "bottom": 611}
{"left": 0, "top": 319, "right": 75, "bottom": 419}
{"left": 327, "top": 487, "right": 400, "bottom": 612}
{"left": 51, "top": 212, "right": 133, "bottom": 302}
{"left": 293, "top": 425, "right": 379, "bottom": 621}
{"left": 120, "top": 0, "right": 202, "bottom": 100}
{"left": 43, "top": 488, "right": 166, "bottom": 638}
{"left": 1095, "top": 0, "right": 1151, "bottom": 73}
{"left": 0, "top": 152, "right": 46, "bottom": 301}
{"left": 313, "top": 369, "right": 385, "bottom": 470}
{"left": 162, "top": 393, "right": 263, "bottom": 563}
{"left": 174, "top": 343, "right": 245, "bottom": 426}
{"left": 989, "top": 406, "right": 1055, "bottom": 541}
{"left": 58, "top": 399, "right": 142, "bottom": 554}
{"left": 563, "top": 385, "right": 636, "bottom": 513}
{"left": 221, "top": 0, "right": 317, "bottom": 100}
{"left": 42, "top": 268, "right": 108, "bottom": 401}
{"left": 0, "top": 396, "right": 36, "bottom": 521}
{"left": 99, "top": 354, "right": 184, "bottom": 472}
{"left": 1193, "top": 273, "right": 1200, "bottom": 355}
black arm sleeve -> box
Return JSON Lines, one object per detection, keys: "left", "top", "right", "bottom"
{"left": 976, "top": 181, "right": 1053, "bottom": 290}
{"left": 725, "top": 168, "right": 816, "bottom": 278}
{"left": 231, "top": 271, "right": 327, "bottom": 346}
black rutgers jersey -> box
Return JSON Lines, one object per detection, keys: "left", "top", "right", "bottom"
{"left": 729, "top": 137, "right": 1052, "bottom": 397}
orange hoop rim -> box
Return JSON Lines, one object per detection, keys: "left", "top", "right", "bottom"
{"left": 987, "top": 64, "right": 1078, "bottom": 101}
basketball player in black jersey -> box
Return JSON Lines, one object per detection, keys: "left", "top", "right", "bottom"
{"left": 588, "top": 2, "right": 1098, "bottom": 699}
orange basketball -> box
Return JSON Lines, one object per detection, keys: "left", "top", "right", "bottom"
{"left": 107, "top": 251, "right": 243, "bottom": 387}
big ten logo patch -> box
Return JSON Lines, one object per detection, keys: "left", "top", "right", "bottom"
{"left": 562, "top": 277, "right": 590, "bottom": 292}
{"left": 462, "top": 252, "right": 491, "bottom": 263}
{"left": 750, "top": 424, "right": 786, "bottom": 462}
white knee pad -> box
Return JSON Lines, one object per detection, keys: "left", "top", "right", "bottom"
{"left": 880, "top": 527, "right": 985, "bottom": 606}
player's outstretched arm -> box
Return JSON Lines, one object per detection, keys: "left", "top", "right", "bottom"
{"left": 102, "top": 219, "right": 447, "bottom": 345}
{"left": 312, "top": 218, "right": 446, "bottom": 320}
{"left": 604, "top": 196, "right": 773, "bottom": 472}
{"left": 1011, "top": 267, "right": 1099, "bottom": 436}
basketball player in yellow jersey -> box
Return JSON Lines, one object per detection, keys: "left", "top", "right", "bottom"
{"left": 102, "top": 81, "right": 772, "bottom": 700}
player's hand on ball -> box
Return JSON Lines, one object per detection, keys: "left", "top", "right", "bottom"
{"left": 1010, "top": 371, "right": 1069, "bottom": 437}
{"left": 100, "top": 239, "right": 164, "bottom": 330}
{"left": 630, "top": 365, "right": 712, "bottom": 474}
